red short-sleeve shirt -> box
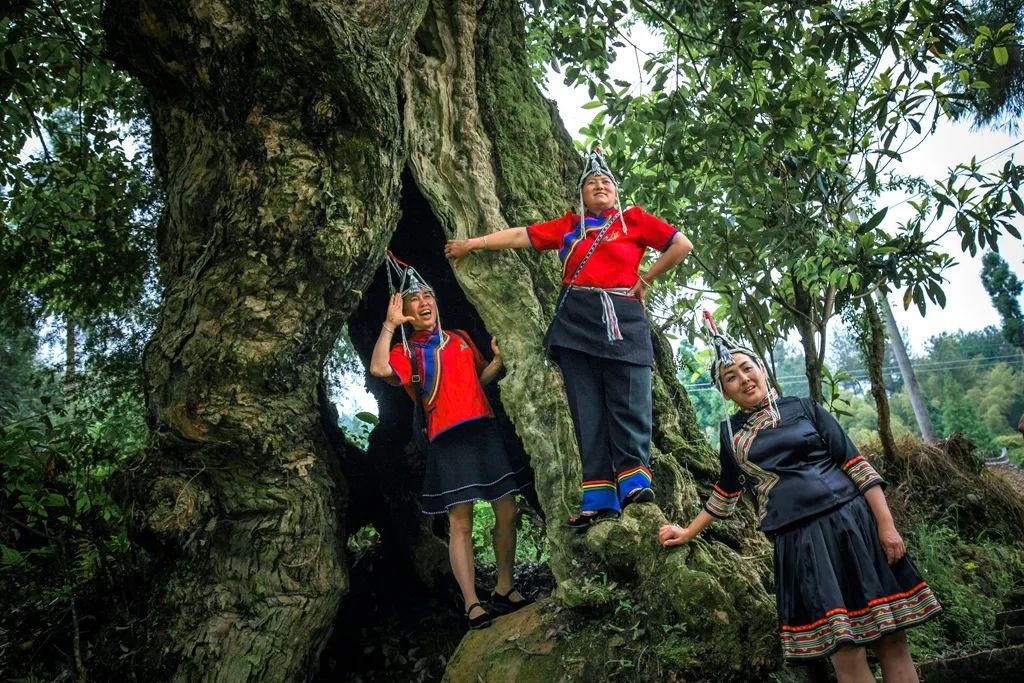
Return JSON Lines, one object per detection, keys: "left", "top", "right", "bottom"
{"left": 526, "top": 206, "right": 679, "bottom": 288}
{"left": 389, "top": 329, "right": 494, "bottom": 441}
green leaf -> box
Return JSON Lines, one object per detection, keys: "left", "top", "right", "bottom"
{"left": 858, "top": 207, "right": 888, "bottom": 234}
{"left": 993, "top": 46, "right": 1009, "bottom": 65}
{"left": 355, "top": 412, "right": 379, "bottom": 426}
{"left": 1011, "top": 190, "right": 1024, "bottom": 215}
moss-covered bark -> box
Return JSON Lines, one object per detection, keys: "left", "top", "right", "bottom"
{"left": 103, "top": 1, "right": 428, "bottom": 680}
{"left": 403, "top": 1, "right": 778, "bottom": 680}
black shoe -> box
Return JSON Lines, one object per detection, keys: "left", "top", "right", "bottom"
{"left": 623, "top": 486, "right": 655, "bottom": 507}
{"left": 465, "top": 602, "right": 493, "bottom": 630}
{"left": 490, "top": 587, "right": 534, "bottom": 614}
{"left": 566, "top": 509, "right": 620, "bottom": 530}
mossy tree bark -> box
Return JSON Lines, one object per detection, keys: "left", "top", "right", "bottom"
{"left": 104, "top": 0, "right": 779, "bottom": 680}
{"left": 103, "top": 1, "right": 428, "bottom": 680}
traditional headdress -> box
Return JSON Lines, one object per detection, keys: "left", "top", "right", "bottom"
{"left": 701, "top": 311, "right": 779, "bottom": 446}
{"left": 386, "top": 251, "right": 442, "bottom": 354}
{"left": 576, "top": 146, "right": 629, "bottom": 234}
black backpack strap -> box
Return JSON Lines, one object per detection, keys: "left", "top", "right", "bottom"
{"left": 408, "top": 344, "right": 423, "bottom": 398}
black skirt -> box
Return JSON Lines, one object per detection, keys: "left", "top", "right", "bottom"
{"left": 545, "top": 287, "right": 653, "bottom": 366}
{"left": 420, "top": 418, "right": 532, "bottom": 515}
{"left": 773, "top": 495, "right": 942, "bottom": 659}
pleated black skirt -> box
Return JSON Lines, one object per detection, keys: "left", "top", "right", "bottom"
{"left": 420, "top": 418, "right": 532, "bottom": 515}
{"left": 773, "top": 495, "right": 942, "bottom": 659}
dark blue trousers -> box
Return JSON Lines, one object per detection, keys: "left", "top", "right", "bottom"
{"left": 556, "top": 348, "right": 653, "bottom": 513}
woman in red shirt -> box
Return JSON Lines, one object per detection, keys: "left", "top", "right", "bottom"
{"left": 445, "top": 149, "right": 692, "bottom": 528}
{"left": 369, "top": 273, "right": 532, "bottom": 630}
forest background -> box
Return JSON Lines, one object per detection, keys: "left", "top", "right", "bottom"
{"left": 2, "top": 1, "right": 1024, "bottom": 681}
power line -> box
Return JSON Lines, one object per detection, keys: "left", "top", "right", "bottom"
{"left": 682, "top": 353, "right": 1024, "bottom": 390}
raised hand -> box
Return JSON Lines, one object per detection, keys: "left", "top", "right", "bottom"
{"left": 386, "top": 292, "right": 416, "bottom": 329}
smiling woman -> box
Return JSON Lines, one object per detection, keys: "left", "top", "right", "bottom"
{"left": 444, "top": 148, "right": 693, "bottom": 529}
{"left": 659, "top": 325, "right": 942, "bottom": 682}
{"left": 368, "top": 258, "right": 533, "bottom": 630}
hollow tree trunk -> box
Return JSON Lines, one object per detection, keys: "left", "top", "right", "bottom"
{"left": 103, "top": 2, "right": 428, "bottom": 681}
{"left": 403, "top": 2, "right": 778, "bottom": 679}
{"left": 104, "top": 0, "right": 780, "bottom": 680}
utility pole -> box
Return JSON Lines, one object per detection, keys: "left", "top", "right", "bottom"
{"left": 874, "top": 290, "right": 937, "bottom": 442}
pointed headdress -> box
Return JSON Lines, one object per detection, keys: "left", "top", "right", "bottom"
{"left": 576, "top": 146, "right": 628, "bottom": 234}
{"left": 700, "top": 311, "right": 778, "bottom": 445}
{"left": 386, "top": 251, "right": 442, "bottom": 354}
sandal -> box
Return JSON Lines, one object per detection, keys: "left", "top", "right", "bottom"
{"left": 465, "top": 601, "right": 493, "bottom": 630}
{"left": 623, "top": 486, "right": 655, "bottom": 507}
{"left": 490, "top": 587, "right": 534, "bottom": 614}
{"left": 566, "top": 509, "right": 620, "bottom": 530}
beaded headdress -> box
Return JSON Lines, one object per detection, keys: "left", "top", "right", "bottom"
{"left": 386, "top": 251, "right": 442, "bottom": 354}
{"left": 577, "top": 146, "right": 628, "bottom": 234}
{"left": 700, "top": 312, "right": 778, "bottom": 446}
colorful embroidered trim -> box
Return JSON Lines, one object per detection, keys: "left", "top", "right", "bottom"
{"left": 558, "top": 209, "right": 621, "bottom": 275}
{"left": 616, "top": 465, "right": 651, "bottom": 485}
{"left": 411, "top": 328, "right": 450, "bottom": 406}
{"left": 842, "top": 455, "right": 885, "bottom": 493}
{"left": 582, "top": 479, "right": 617, "bottom": 492}
{"left": 731, "top": 393, "right": 781, "bottom": 523}
{"left": 780, "top": 581, "right": 942, "bottom": 659}
{"left": 704, "top": 484, "right": 742, "bottom": 519}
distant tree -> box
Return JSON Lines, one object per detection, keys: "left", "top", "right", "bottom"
{"left": 966, "top": 362, "right": 1024, "bottom": 434}
{"left": 940, "top": 376, "right": 997, "bottom": 452}
{"left": 980, "top": 251, "right": 1024, "bottom": 353}
{"left": 830, "top": 319, "right": 903, "bottom": 394}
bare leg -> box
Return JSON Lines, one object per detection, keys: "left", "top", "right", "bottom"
{"left": 873, "top": 631, "right": 919, "bottom": 683}
{"left": 448, "top": 503, "right": 483, "bottom": 618}
{"left": 491, "top": 495, "right": 520, "bottom": 598}
{"left": 830, "top": 645, "right": 876, "bottom": 683}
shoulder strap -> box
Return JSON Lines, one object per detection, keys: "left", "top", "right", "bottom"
{"left": 409, "top": 344, "right": 424, "bottom": 403}
{"left": 551, "top": 214, "right": 619, "bottom": 323}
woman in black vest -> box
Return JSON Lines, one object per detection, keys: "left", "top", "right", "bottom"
{"left": 659, "top": 329, "right": 940, "bottom": 682}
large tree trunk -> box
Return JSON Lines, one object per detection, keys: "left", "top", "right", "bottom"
{"left": 104, "top": 1, "right": 778, "bottom": 680}
{"left": 103, "top": 1, "right": 428, "bottom": 680}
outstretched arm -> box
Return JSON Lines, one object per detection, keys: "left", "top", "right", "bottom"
{"left": 659, "top": 509, "right": 716, "bottom": 547}
{"left": 444, "top": 227, "right": 531, "bottom": 267}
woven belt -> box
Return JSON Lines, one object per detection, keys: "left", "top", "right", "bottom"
{"left": 568, "top": 286, "right": 632, "bottom": 341}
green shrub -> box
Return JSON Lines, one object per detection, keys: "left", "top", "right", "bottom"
{"left": 905, "top": 522, "right": 1024, "bottom": 660}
